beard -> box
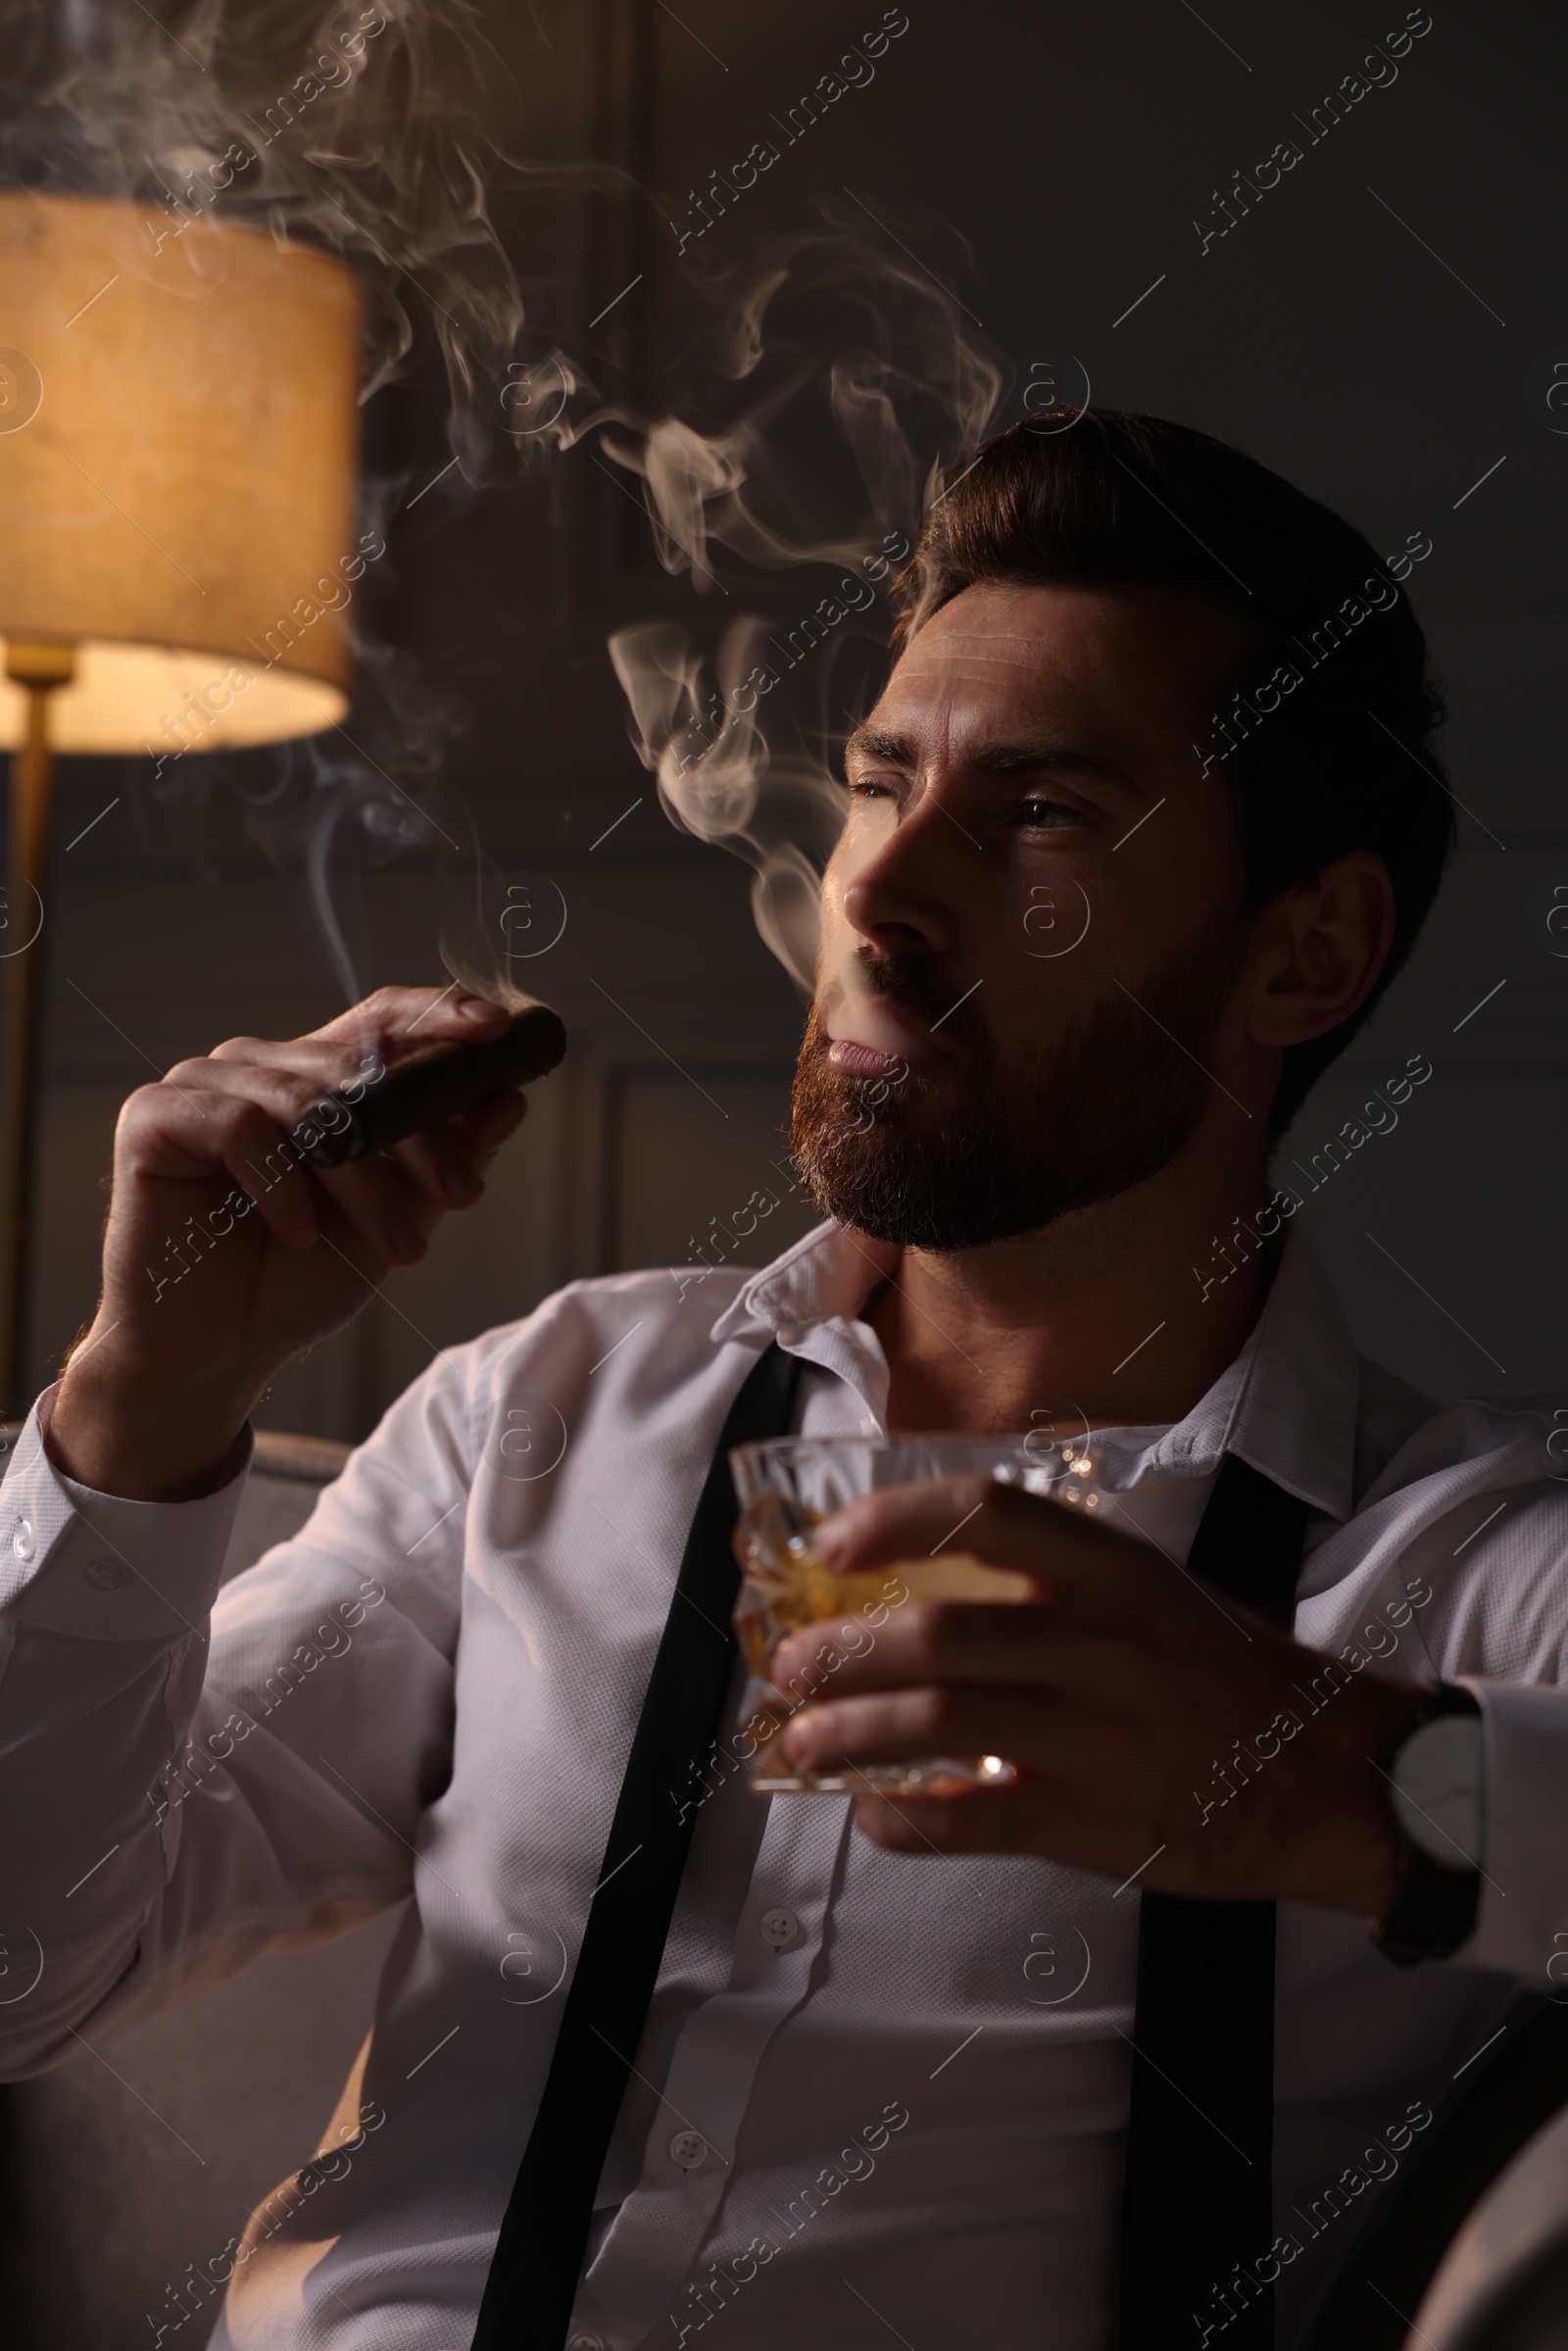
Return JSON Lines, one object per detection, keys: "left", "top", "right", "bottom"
{"left": 789, "top": 933, "right": 1247, "bottom": 1251}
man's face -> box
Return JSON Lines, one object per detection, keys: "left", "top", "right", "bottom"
{"left": 790, "top": 579, "right": 1258, "bottom": 1249}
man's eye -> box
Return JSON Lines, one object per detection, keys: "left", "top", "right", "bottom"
{"left": 1021, "top": 797, "right": 1086, "bottom": 829}
{"left": 850, "top": 778, "right": 900, "bottom": 802}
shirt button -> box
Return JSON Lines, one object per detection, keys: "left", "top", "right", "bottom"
{"left": 760, "top": 1906, "right": 800, "bottom": 1950}
{"left": 13, "top": 1518, "right": 35, "bottom": 1562}
{"left": 668, "top": 2130, "right": 709, "bottom": 2170}
{"left": 566, "top": 2335, "right": 607, "bottom": 2351}
{"left": 84, "top": 1558, "right": 127, "bottom": 1592}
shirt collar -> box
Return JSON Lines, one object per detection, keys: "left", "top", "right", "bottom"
{"left": 1086, "top": 1229, "right": 1360, "bottom": 1522}
{"left": 711, "top": 1214, "right": 1360, "bottom": 1524}
{"left": 710, "top": 1218, "right": 899, "bottom": 1347}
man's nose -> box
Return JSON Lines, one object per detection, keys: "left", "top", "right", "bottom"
{"left": 841, "top": 797, "right": 965, "bottom": 955}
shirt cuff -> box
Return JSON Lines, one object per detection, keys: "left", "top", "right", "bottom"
{"left": 1457, "top": 1674, "right": 1568, "bottom": 1981}
{"left": 0, "top": 1385, "right": 253, "bottom": 1641}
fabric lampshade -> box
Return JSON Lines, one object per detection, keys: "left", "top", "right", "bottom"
{"left": 0, "top": 190, "right": 363, "bottom": 755}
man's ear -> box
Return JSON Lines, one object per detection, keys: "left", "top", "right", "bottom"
{"left": 1245, "top": 853, "right": 1396, "bottom": 1049}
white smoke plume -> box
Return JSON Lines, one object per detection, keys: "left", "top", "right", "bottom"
{"left": 599, "top": 230, "right": 1003, "bottom": 990}
{"left": 5, "top": 6, "right": 1005, "bottom": 1001}
{"left": 3, "top": 0, "right": 536, "bottom": 465}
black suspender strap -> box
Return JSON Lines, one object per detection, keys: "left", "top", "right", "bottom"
{"left": 1118, "top": 1453, "right": 1312, "bottom": 2351}
{"left": 472, "top": 1341, "right": 804, "bottom": 2351}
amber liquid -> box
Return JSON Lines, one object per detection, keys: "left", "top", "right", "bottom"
{"left": 732, "top": 1497, "right": 1031, "bottom": 1795}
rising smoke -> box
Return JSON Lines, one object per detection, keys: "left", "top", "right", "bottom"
{"left": 2, "top": 0, "right": 534, "bottom": 451}
{"left": 602, "top": 238, "right": 1001, "bottom": 988}
{"left": 3, "top": 0, "right": 1004, "bottom": 1003}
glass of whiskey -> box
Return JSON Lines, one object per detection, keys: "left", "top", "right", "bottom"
{"left": 728, "top": 1431, "right": 1101, "bottom": 1796}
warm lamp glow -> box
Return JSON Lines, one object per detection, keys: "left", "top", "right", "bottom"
{"left": 0, "top": 189, "right": 367, "bottom": 1415}
{"left": 0, "top": 642, "right": 345, "bottom": 757}
{"left": 0, "top": 191, "right": 364, "bottom": 756}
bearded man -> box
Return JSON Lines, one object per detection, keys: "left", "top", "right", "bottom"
{"left": 3, "top": 412, "right": 1563, "bottom": 2351}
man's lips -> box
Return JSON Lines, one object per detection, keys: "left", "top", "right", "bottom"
{"left": 828, "top": 1038, "right": 915, "bottom": 1081}
{"left": 825, "top": 996, "right": 952, "bottom": 1079}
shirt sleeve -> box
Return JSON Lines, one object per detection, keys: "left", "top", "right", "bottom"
{"left": 1459, "top": 1677, "right": 1568, "bottom": 1981}
{"left": 0, "top": 1357, "right": 476, "bottom": 2077}
{"left": 1366, "top": 1442, "right": 1568, "bottom": 1983}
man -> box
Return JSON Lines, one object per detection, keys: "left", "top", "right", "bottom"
{"left": 1, "top": 411, "right": 1563, "bottom": 2351}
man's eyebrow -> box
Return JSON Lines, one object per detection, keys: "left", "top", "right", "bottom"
{"left": 844, "top": 728, "right": 1147, "bottom": 796}
{"left": 970, "top": 741, "right": 1144, "bottom": 792}
{"left": 843, "top": 727, "right": 912, "bottom": 767}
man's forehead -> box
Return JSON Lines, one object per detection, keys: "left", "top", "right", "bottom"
{"left": 895, "top": 627, "right": 1058, "bottom": 670}
{"left": 867, "top": 582, "right": 1244, "bottom": 743}
{"left": 867, "top": 621, "right": 1113, "bottom": 741}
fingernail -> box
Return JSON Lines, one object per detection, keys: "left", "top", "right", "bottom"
{"left": 815, "top": 1520, "right": 848, "bottom": 1563}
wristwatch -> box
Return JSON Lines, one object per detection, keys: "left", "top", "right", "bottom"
{"left": 1370, "top": 1683, "right": 1485, "bottom": 1966}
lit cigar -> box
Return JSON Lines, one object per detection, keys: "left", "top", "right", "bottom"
{"left": 294, "top": 1004, "right": 567, "bottom": 1171}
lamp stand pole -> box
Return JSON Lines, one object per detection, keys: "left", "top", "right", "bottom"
{"left": 1, "top": 640, "right": 75, "bottom": 1421}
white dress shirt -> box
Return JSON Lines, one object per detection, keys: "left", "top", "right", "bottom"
{"left": 1, "top": 1219, "right": 1566, "bottom": 2351}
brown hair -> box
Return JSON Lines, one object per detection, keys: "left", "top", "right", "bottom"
{"left": 889, "top": 410, "right": 1453, "bottom": 1136}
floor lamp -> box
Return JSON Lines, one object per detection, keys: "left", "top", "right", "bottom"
{"left": 0, "top": 191, "right": 364, "bottom": 1417}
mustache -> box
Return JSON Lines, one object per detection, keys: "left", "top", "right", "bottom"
{"left": 843, "top": 947, "right": 973, "bottom": 1034}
